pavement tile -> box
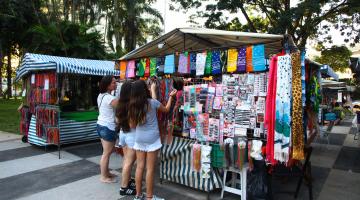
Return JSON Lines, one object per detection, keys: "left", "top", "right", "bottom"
{"left": 0, "top": 151, "right": 81, "bottom": 179}
{"left": 0, "top": 145, "right": 55, "bottom": 162}
{"left": 16, "top": 173, "right": 121, "bottom": 200}
{"left": 0, "top": 131, "right": 22, "bottom": 142}
{"left": 86, "top": 153, "right": 124, "bottom": 170}
{"left": 65, "top": 142, "right": 102, "bottom": 158}
{"left": 343, "top": 134, "right": 360, "bottom": 148}
{"left": 318, "top": 169, "right": 360, "bottom": 200}
{"left": 0, "top": 139, "right": 31, "bottom": 151}
{"left": 271, "top": 166, "right": 330, "bottom": 200}
{"left": 311, "top": 144, "right": 341, "bottom": 169}
{"left": 0, "top": 159, "right": 99, "bottom": 200}
{"left": 331, "top": 126, "right": 351, "bottom": 134}
{"left": 314, "top": 133, "right": 346, "bottom": 146}
{"left": 333, "top": 146, "right": 360, "bottom": 173}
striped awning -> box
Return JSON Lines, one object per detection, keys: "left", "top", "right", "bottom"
{"left": 16, "top": 53, "right": 119, "bottom": 81}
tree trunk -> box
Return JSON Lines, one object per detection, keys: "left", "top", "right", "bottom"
{"left": 6, "top": 51, "right": 12, "bottom": 99}
{"left": 71, "top": 0, "right": 76, "bottom": 23}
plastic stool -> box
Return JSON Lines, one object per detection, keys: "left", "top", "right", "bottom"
{"left": 220, "top": 165, "right": 248, "bottom": 199}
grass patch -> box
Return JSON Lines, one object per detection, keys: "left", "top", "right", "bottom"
{"left": 0, "top": 99, "right": 22, "bottom": 134}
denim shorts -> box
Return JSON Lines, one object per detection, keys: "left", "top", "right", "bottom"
{"left": 96, "top": 124, "right": 117, "bottom": 142}
{"left": 118, "top": 131, "right": 135, "bottom": 149}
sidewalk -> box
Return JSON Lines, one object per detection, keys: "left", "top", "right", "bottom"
{"left": 0, "top": 118, "right": 359, "bottom": 200}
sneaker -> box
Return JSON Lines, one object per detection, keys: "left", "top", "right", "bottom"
{"left": 119, "top": 187, "right": 136, "bottom": 196}
{"left": 147, "top": 195, "right": 165, "bottom": 200}
{"left": 128, "top": 178, "right": 136, "bottom": 189}
{"left": 133, "top": 194, "right": 145, "bottom": 200}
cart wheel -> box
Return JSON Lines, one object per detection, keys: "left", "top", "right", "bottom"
{"left": 21, "top": 135, "right": 28, "bottom": 143}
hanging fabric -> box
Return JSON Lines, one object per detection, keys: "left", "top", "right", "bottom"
{"left": 196, "top": 51, "right": 207, "bottom": 76}
{"left": 201, "top": 145, "right": 212, "bottom": 179}
{"left": 137, "top": 59, "right": 146, "bottom": 77}
{"left": 144, "top": 58, "right": 150, "bottom": 77}
{"left": 211, "top": 50, "right": 221, "bottom": 75}
{"left": 246, "top": 46, "right": 253, "bottom": 72}
{"left": 126, "top": 60, "right": 136, "bottom": 78}
{"left": 237, "top": 47, "right": 246, "bottom": 72}
{"left": 120, "top": 61, "right": 127, "bottom": 80}
{"left": 205, "top": 51, "right": 212, "bottom": 75}
{"left": 164, "top": 54, "right": 175, "bottom": 74}
{"left": 178, "top": 52, "right": 189, "bottom": 74}
{"left": 192, "top": 143, "right": 202, "bottom": 172}
{"left": 291, "top": 52, "right": 304, "bottom": 160}
{"left": 157, "top": 57, "right": 165, "bottom": 75}
{"left": 252, "top": 44, "right": 266, "bottom": 71}
{"left": 227, "top": 48, "right": 238, "bottom": 73}
{"left": 274, "top": 55, "right": 292, "bottom": 163}
{"left": 150, "top": 58, "right": 157, "bottom": 77}
{"left": 265, "top": 56, "right": 278, "bottom": 165}
{"left": 190, "top": 53, "right": 197, "bottom": 75}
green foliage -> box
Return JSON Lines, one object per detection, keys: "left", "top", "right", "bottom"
{"left": 170, "top": 0, "right": 360, "bottom": 48}
{"left": 0, "top": 99, "right": 22, "bottom": 133}
{"left": 314, "top": 45, "right": 352, "bottom": 72}
{"left": 25, "top": 21, "right": 107, "bottom": 59}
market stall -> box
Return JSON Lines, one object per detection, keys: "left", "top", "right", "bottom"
{"left": 117, "top": 27, "right": 311, "bottom": 198}
{"left": 16, "top": 53, "right": 119, "bottom": 149}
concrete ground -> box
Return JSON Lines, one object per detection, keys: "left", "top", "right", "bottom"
{"left": 0, "top": 118, "right": 359, "bottom": 200}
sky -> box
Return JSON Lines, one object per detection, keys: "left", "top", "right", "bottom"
{"left": 151, "top": 0, "right": 357, "bottom": 57}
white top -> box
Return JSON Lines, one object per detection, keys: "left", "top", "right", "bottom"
{"left": 97, "top": 93, "right": 116, "bottom": 131}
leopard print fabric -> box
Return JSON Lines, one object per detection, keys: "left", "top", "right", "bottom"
{"left": 291, "top": 52, "right": 305, "bottom": 160}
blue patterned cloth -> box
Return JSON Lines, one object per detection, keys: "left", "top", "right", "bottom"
{"left": 190, "top": 53, "right": 197, "bottom": 75}
{"left": 164, "top": 54, "right": 175, "bottom": 74}
{"left": 252, "top": 44, "right": 266, "bottom": 71}
{"left": 211, "top": 50, "right": 221, "bottom": 75}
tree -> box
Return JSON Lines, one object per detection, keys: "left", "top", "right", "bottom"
{"left": 0, "top": 0, "right": 40, "bottom": 98}
{"left": 101, "top": 0, "right": 164, "bottom": 55}
{"left": 170, "top": 0, "right": 360, "bottom": 48}
{"left": 314, "top": 45, "right": 352, "bottom": 72}
{"left": 25, "top": 21, "right": 107, "bottom": 59}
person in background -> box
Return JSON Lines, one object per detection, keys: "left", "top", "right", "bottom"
{"left": 96, "top": 75, "right": 118, "bottom": 183}
{"left": 115, "top": 81, "right": 137, "bottom": 195}
{"left": 129, "top": 80, "right": 176, "bottom": 200}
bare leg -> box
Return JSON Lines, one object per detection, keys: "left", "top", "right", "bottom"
{"left": 145, "top": 150, "right": 159, "bottom": 199}
{"left": 121, "top": 147, "right": 136, "bottom": 188}
{"left": 135, "top": 150, "right": 146, "bottom": 196}
{"left": 100, "top": 139, "right": 115, "bottom": 183}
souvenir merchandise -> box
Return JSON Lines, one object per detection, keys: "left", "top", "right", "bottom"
{"left": 291, "top": 52, "right": 304, "bottom": 160}
{"left": 196, "top": 52, "right": 207, "bottom": 76}
{"left": 126, "top": 60, "right": 136, "bottom": 78}
{"left": 237, "top": 47, "right": 246, "bottom": 72}
{"left": 19, "top": 106, "right": 31, "bottom": 136}
{"left": 227, "top": 48, "right": 238, "bottom": 73}
{"left": 156, "top": 57, "right": 165, "bottom": 75}
{"left": 192, "top": 143, "right": 202, "bottom": 172}
{"left": 150, "top": 57, "right": 157, "bottom": 77}
{"left": 205, "top": 51, "right": 212, "bottom": 75}
{"left": 119, "top": 61, "right": 127, "bottom": 79}
{"left": 246, "top": 46, "right": 253, "bottom": 72}
{"left": 138, "top": 59, "right": 146, "bottom": 77}
{"left": 164, "top": 54, "right": 175, "bottom": 74}
{"left": 252, "top": 44, "right": 266, "bottom": 71}
{"left": 190, "top": 53, "right": 197, "bottom": 75}
{"left": 201, "top": 145, "right": 212, "bottom": 179}
{"left": 144, "top": 58, "right": 150, "bottom": 77}
{"left": 211, "top": 50, "right": 221, "bottom": 75}
{"left": 274, "top": 55, "right": 292, "bottom": 163}
{"left": 178, "top": 52, "right": 189, "bottom": 74}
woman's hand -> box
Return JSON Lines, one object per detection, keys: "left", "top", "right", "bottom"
{"left": 169, "top": 89, "right": 177, "bottom": 98}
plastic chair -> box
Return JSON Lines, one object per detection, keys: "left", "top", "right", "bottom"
{"left": 221, "top": 165, "right": 248, "bottom": 199}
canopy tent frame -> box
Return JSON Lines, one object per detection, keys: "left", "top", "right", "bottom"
{"left": 119, "top": 27, "right": 292, "bottom": 61}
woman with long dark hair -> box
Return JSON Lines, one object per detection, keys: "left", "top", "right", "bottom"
{"left": 115, "top": 80, "right": 136, "bottom": 195}
{"left": 97, "top": 75, "right": 118, "bottom": 183}
{"left": 129, "top": 80, "right": 176, "bottom": 200}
